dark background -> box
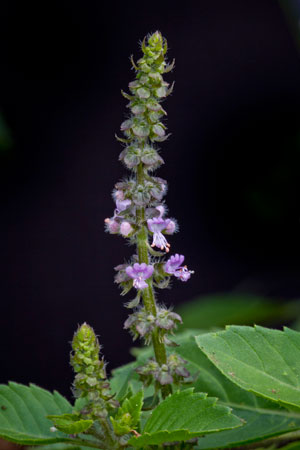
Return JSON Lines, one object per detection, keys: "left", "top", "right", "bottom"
{"left": 1, "top": 0, "right": 300, "bottom": 400}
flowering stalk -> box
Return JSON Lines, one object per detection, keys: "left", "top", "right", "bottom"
{"left": 105, "top": 31, "right": 193, "bottom": 398}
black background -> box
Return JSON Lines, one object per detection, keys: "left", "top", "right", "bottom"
{"left": 1, "top": 0, "right": 300, "bottom": 400}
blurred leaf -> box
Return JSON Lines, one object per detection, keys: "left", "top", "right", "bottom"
{"left": 278, "top": 443, "right": 300, "bottom": 450}
{"left": 110, "top": 362, "right": 138, "bottom": 401}
{"left": 279, "top": 0, "right": 300, "bottom": 51}
{"left": 177, "top": 294, "right": 297, "bottom": 330}
{"left": 0, "top": 113, "right": 13, "bottom": 151}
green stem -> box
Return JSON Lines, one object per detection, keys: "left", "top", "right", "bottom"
{"left": 86, "top": 417, "right": 120, "bottom": 449}
{"left": 136, "top": 163, "right": 172, "bottom": 398}
{"left": 99, "top": 417, "right": 120, "bottom": 449}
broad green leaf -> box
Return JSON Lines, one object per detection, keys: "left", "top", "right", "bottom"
{"left": 176, "top": 334, "right": 300, "bottom": 448}
{"left": 110, "top": 330, "right": 300, "bottom": 447}
{"left": 126, "top": 331, "right": 300, "bottom": 448}
{"left": 47, "top": 414, "right": 93, "bottom": 434}
{"left": 128, "top": 388, "right": 243, "bottom": 447}
{"left": 0, "top": 382, "right": 75, "bottom": 445}
{"left": 177, "top": 294, "right": 294, "bottom": 330}
{"left": 196, "top": 325, "right": 300, "bottom": 410}
{"left": 110, "top": 390, "right": 143, "bottom": 436}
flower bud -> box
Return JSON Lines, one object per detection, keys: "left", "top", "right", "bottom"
{"left": 165, "top": 220, "right": 176, "bottom": 234}
{"left": 120, "top": 221, "right": 133, "bottom": 237}
{"left": 104, "top": 218, "right": 119, "bottom": 234}
{"left": 113, "top": 189, "right": 124, "bottom": 201}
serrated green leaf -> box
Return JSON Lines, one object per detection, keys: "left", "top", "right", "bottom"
{"left": 47, "top": 414, "right": 93, "bottom": 434}
{"left": 126, "top": 330, "right": 300, "bottom": 448}
{"left": 128, "top": 388, "right": 243, "bottom": 447}
{"left": 196, "top": 325, "right": 300, "bottom": 411}
{"left": 0, "top": 382, "right": 76, "bottom": 445}
{"left": 110, "top": 390, "right": 143, "bottom": 436}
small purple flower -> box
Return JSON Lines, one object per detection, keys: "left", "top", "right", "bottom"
{"left": 174, "top": 266, "right": 192, "bottom": 282}
{"left": 164, "top": 254, "right": 184, "bottom": 274}
{"left": 126, "top": 263, "right": 154, "bottom": 290}
{"left": 147, "top": 217, "right": 171, "bottom": 252}
{"left": 164, "top": 254, "right": 193, "bottom": 282}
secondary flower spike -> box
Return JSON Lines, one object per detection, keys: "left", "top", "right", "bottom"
{"left": 126, "top": 263, "right": 154, "bottom": 289}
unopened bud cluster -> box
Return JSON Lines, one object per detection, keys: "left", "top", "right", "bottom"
{"left": 105, "top": 31, "right": 193, "bottom": 389}
{"left": 70, "top": 323, "right": 118, "bottom": 419}
{"left": 124, "top": 306, "right": 182, "bottom": 346}
{"left": 136, "top": 354, "right": 190, "bottom": 386}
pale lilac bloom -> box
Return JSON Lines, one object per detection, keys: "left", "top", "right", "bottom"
{"left": 114, "top": 189, "right": 125, "bottom": 201}
{"left": 126, "top": 263, "right": 154, "bottom": 290}
{"left": 174, "top": 266, "right": 192, "bottom": 282}
{"left": 116, "top": 199, "right": 131, "bottom": 213}
{"left": 112, "top": 198, "right": 132, "bottom": 220}
{"left": 165, "top": 220, "right": 176, "bottom": 235}
{"left": 164, "top": 254, "right": 193, "bottom": 282}
{"left": 156, "top": 205, "right": 165, "bottom": 217}
{"left": 164, "top": 254, "right": 184, "bottom": 274}
{"left": 147, "top": 217, "right": 171, "bottom": 252}
{"left": 120, "top": 221, "right": 133, "bottom": 237}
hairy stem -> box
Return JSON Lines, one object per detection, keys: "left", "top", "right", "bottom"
{"left": 136, "top": 162, "right": 172, "bottom": 398}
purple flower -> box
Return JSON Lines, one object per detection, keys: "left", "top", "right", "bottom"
{"left": 164, "top": 254, "right": 193, "bottom": 282}
{"left": 147, "top": 217, "right": 171, "bottom": 252}
{"left": 126, "top": 263, "right": 154, "bottom": 290}
{"left": 174, "top": 266, "right": 192, "bottom": 282}
{"left": 164, "top": 254, "right": 184, "bottom": 274}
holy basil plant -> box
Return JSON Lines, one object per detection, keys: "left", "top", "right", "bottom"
{"left": 1, "top": 31, "right": 300, "bottom": 450}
